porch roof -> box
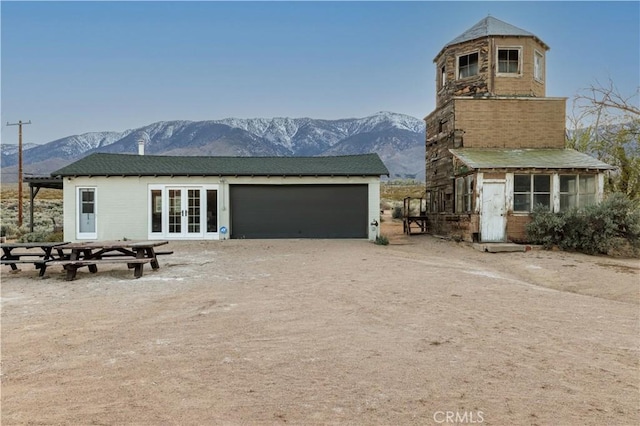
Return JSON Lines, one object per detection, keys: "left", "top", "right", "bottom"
{"left": 51, "top": 153, "right": 389, "bottom": 177}
{"left": 450, "top": 149, "right": 615, "bottom": 171}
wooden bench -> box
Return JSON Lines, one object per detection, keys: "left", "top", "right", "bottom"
{"left": 2, "top": 257, "right": 56, "bottom": 276}
{"left": 45, "top": 258, "right": 152, "bottom": 281}
{"left": 91, "top": 250, "right": 173, "bottom": 258}
{"left": 1, "top": 258, "right": 45, "bottom": 265}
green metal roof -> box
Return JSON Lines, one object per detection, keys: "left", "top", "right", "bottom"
{"left": 51, "top": 153, "right": 389, "bottom": 177}
{"left": 450, "top": 149, "right": 614, "bottom": 170}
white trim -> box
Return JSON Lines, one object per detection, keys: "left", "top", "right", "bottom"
{"left": 496, "top": 46, "right": 523, "bottom": 77}
{"left": 76, "top": 186, "right": 97, "bottom": 240}
{"left": 534, "top": 49, "right": 544, "bottom": 82}
{"left": 148, "top": 184, "right": 220, "bottom": 240}
{"left": 456, "top": 50, "right": 480, "bottom": 80}
{"left": 552, "top": 174, "right": 560, "bottom": 212}
{"left": 505, "top": 173, "right": 514, "bottom": 211}
{"left": 438, "top": 61, "right": 447, "bottom": 92}
{"left": 512, "top": 173, "right": 552, "bottom": 212}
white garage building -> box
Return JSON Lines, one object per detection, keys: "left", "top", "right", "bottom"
{"left": 52, "top": 153, "right": 389, "bottom": 242}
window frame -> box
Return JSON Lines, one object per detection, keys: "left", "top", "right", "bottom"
{"left": 496, "top": 46, "right": 522, "bottom": 76}
{"left": 455, "top": 175, "right": 475, "bottom": 213}
{"left": 513, "top": 174, "right": 551, "bottom": 213}
{"left": 464, "top": 175, "right": 475, "bottom": 212}
{"left": 457, "top": 51, "right": 479, "bottom": 80}
{"left": 559, "top": 174, "right": 597, "bottom": 212}
{"left": 148, "top": 184, "right": 220, "bottom": 239}
{"left": 534, "top": 49, "right": 544, "bottom": 82}
{"left": 76, "top": 186, "right": 97, "bottom": 240}
{"left": 438, "top": 62, "right": 446, "bottom": 91}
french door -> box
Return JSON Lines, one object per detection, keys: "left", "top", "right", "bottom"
{"left": 168, "top": 188, "right": 203, "bottom": 237}
{"left": 149, "top": 185, "right": 218, "bottom": 239}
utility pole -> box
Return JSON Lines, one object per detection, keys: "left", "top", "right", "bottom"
{"left": 6, "top": 120, "right": 32, "bottom": 228}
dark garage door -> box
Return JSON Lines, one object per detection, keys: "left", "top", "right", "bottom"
{"left": 230, "top": 184, "right": 368, "bottom": 239}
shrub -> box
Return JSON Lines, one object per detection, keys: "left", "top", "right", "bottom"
{"left": 526, "top": 193, "right": 640, "bottom": 255}
{"left": 375, "top": 234, "right": 389, "bottom": 246}
{"left": 46, "top": 231, "right": 65, "bottom": 242}
{"left": 18, "top": 230, "right": 51, "bottom": 243}
{"left": 0, "top": 224, "right": 20, "bottom": 239}
{"left": 17, "top": 230, "right": 64, "bottom": 243}
{"left": 526, "top": 206, "right": 565, "bottom": 249}
{"left": 391, "top": 206, "right": 403, "bottom": 219}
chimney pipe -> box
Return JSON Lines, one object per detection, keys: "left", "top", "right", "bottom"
{"left": 138, "top": 138, "right": 145, "bottom": 155}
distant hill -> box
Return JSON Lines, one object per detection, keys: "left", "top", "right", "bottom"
{"left": 1, "top": 111, "right": 426, "bottom": 182}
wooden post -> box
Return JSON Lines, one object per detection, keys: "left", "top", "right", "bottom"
{"left": 6, "top": 120, "right": 32, "bottom": 228}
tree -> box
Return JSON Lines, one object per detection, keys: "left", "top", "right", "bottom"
{"left": 566, "top": 79, "right": 640, "bottom": 200}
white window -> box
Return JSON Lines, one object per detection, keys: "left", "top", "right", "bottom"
{"left": 77, "top": 187, "right": 97, "bottom": 239}
{"left": 560, "top": 175, "right": 596, "bottom": 211}
{"left": 514, "top": 175, "right": 551, "bottom": 212}
{"left": 497, "top": 47, "right": 521, "bottom": 75}
{"left": 457, "top": 52, "right": 478, "bottom": 79}
{"left": 534, "top": 50, "right": 544, "bottom": 82}
{"left": 439, "top": 64, "right": 446, "bottom": 90}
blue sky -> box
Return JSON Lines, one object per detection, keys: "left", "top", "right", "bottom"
{"left": 1, "top": 1, "right": 639, "bottom": 145}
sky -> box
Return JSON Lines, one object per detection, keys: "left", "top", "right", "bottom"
{"left": 1, "top": 1, "right": 639, "bottom": 145}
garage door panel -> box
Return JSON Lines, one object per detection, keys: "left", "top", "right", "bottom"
{"left": 231, "top": 185, "right": 367, "bottom": 238}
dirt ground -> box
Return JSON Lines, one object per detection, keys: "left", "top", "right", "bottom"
{"left": 1, "top": 217, "right": 638, "bottom": 425}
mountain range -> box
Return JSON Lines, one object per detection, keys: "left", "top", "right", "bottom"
{"left": 1, "top": 111, "right": 426, "bottom": 182}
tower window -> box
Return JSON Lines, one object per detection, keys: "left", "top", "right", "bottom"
{"left": 534, "top": 50, "right": 544, "bottom": 81}
{"left": 497, "top": 48, "right": 521, "bottom": 74}
{"left": 457, "top": 52, "right": 478, "bottom": 79}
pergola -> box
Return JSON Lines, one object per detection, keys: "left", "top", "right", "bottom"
{"left": 24, "top": 176, "right": 63, "bottom": 232}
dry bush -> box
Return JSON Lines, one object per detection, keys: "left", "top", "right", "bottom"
{"left": 1, "top": 185, "right": 63, "bottom": 239}
{"left": 380, "top": 181, "right": 425, "bottom": 215}
{"left": 1, "top": 184, "right": 62, "bottom": 200}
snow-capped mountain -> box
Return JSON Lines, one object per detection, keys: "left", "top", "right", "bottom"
{"left": 1, "top": 112, "right": 426, "bottom": 181}
{"left": 0, "top": 142, "right": 38, "bottom": 156}
{"left": 213, "top": 111, "right": 424, "bottom": 152}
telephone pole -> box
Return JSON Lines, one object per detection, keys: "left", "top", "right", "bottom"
{"left": 6, "top": 120, "right": 32, "bottom": 228}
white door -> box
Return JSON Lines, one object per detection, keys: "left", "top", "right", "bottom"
{"left": 149, "top": 185, "right": 219, "bottom": 240}
{"left": 481, "top": 182, "right": 506, "bottom": 242}
{"left": 77, "top": 187, "right": 97, "bottom": 239}
{"left": 167, "top": 187, "right": 203, "bottom": 238}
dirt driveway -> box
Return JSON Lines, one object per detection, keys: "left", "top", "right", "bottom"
{"left": 1, "top": 220, "right": 638, "bottom": 425}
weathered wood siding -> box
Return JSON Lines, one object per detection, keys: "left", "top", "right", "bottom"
{"left": 435, "top": 36, "right": 548, "bottom": 108}
{"left": 435, "top": 38, "right": 490, "bottom": 108}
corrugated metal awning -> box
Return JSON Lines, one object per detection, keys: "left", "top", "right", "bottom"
{"left": 450, "top": 148, "right": 614, "bottom": 170}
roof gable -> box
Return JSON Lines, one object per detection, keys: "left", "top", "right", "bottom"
{"left": 51, "top": 153, "right": 390, "bottom": 177}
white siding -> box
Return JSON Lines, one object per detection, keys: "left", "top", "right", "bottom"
{"left": 368, "top": 180, "right": 381, "bottom": 240}
{"left": 63, "top": 175, "right": 381, "bottom": 241}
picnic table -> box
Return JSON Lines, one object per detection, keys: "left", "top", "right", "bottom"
{"left": 50, "top": 240, "right": 170, "bottom": 281}
{"left": 1, "top": 241, "right": 69, "bottom": 277}
{"left": 1, "top": 240, "right": 172, "bottom": 280}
